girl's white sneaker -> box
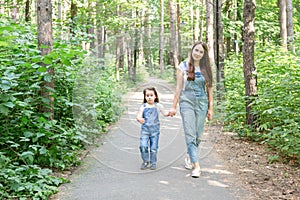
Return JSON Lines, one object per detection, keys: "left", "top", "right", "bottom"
{"left": 191, "top": 166, "right": 201, "bottom": 178}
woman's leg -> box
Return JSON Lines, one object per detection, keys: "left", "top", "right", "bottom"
{"left": 180, "top": 102, "right": 199, "bottom": 164}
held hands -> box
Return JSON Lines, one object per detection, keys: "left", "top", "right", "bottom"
{"left": 168, "top": 108, "right": 176, "bottom": 117}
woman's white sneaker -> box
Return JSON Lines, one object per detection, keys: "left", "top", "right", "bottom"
{"left": 184, "top": 155, "right": 193, "bottom": 170}
{"left": 191, "top": 166, "right": 201, "bottom": 178}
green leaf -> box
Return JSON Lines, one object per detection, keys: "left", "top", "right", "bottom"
{"left": 43, "top": 57, "right": 52, "bottom": 65}
{"left": 38, "top": 66, "right": 47, "bottom": 72}
{"left": 19, "top": 151, "right": 34, "bottom": 164}
{"left": 0, "top": 105, "right": 9, "bottom": 115}
{"left": 0, "top": 80, "right": 11, "bottom": 90}
{"left": 44, "top": 74, "right": 52, "bottom": 82}
{"left": 24, "top": 131, "right": 34, "bottom": 138}
{"left": 3, "top": 102, "right": 15, "bottom": 108}
{"left": 61, "top": 58, "right": 71, "bottom": 66}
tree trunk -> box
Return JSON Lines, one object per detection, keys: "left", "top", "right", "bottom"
{"left": 11, "top": 0, "right": 18, "bottom": 21}
{"left": 144, "top": 7, "right": 152, "bottom": 71}
{"left": 0, "top": 0, "right": 4, "bottom": 15}
{"left": 37, "top": 0, "right": 54, "bottom": 119}
{"left": 127, "top": 35, "right": 133, "bottom": 80}
{"left": 206, "top": 0, "right": 215, "bottom": 71}
{"left": 133, "top": 9, "right": 139, "bottom": 83}
{"left": 235, "top": 0, "right": 241, "bottom": 55}
{"left": 25, "top": 0, "right": 30, "bottom": 22}
{"left": 243, "top": 0, "right": 257, "bottom": 126}
{"left": 215, "top": 0, "right": 225, "bottom": 105}
{"left": 159, "top": 0, "right": 165, "bottom": 73}
{"left": 194, "top": 0, "right": 200, "bottom": 41}
{"left": 286, "top": 0, "right": 295, "bottom": 53}
{"left": 176, "top": 0, "right": 181, "bottom": 62}
{"left": 96, "top": 2, "right": 105, "bottom": 60}
{"left": 199, "top": 0, "right": 204, "bottom": 42}
{"left": 224, "top": 0, "right": 232, "bottom": 54}
{"left": 190, "top": 3, "right": 194, "bottom": 42}
{"left": 70, "top": 2, "right": 77, "bottom": 38}
{"left": 169, "top": 0, "right": 178, "bottom": 80}
{"left": 89, "top": 1, "right": 96, "bottom": 51}
{"left": 278, "top": 0, "right": 287, "bottom": 50}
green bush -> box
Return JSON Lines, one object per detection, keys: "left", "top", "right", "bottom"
{"left": 0, "top": 19, "right": 127, "bottom": 198}
{"left": 223, "top": 45, "right": 300, "bottom": 164}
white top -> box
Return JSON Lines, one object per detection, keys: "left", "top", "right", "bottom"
{"left": 178, "top": 61, "right": 201, "bottom": 90}
{"left": 138, "top": 103, "right": 168, "bottom": 116}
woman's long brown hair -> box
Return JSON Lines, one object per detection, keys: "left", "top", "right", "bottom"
{"left": 187, "top": 41, "right": 213, "bottom": 87}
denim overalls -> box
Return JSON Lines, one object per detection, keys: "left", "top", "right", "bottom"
{"left": 179, "top": 61, "right": 208, "bottom": 163}
{"left": 139, "top": 103, "right": 160, "bottom": 165}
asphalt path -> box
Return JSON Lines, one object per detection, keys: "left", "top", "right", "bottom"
{"left": 53, "top": 77, "right": 249, "bottom": 200}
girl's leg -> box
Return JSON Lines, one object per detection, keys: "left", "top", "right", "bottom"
{"left": 140, "top": 130, "right": 150, "bottom": 164}
{"left": 149, "top": 130, "right": 160, "bottom": 168}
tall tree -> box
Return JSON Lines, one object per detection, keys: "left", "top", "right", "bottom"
{"left": 215, "top": 0, "right": 225, "bottom": 104}
{"left": 144, "top": 6, "right": 152, "bottom": 71}
{"left": 286, "top": 0, "right": 295, "bottom": 53}
{"left": 96, "top": 1, "right": 106, "bottom": 60}
{"left": 224, "top": 0, "right": 232, "bottom": 54}
{"left": 206, "top": 0, "right": 215, "bottom": 71}
{"left": 176, "top": 0, "right": 182, "bottom": 61}
{"left": 243, "top": 0, "right": 257, "bottom": 126}
{"left": 199, "top": 0, "right": 205, "bottom": 41}
{"left": 159, "top": 0, "right": 165, "bottom": 73}
{"left": 169, "top": 0, "right": 178, "bottom": 79}
{"left": 37, "top": 0, "right": 54, "bottom": 119}
{"left": 194, "top": 0, "right": 200, "bottom": 41}
{"left": 278, "top": 0, "right": 287, "bottom": 50}
{"left": 11, "top": 0, "right": 18, "bottom": 21}
{"left": 25, "top": 0, "right": 30, "bottom": 22}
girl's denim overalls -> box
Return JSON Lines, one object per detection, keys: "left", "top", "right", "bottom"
{"left": 139, "top": 103, "right": 160, "bottom": 165}
{"left": 179, "top": 62, "right": 208, "bottom": 163}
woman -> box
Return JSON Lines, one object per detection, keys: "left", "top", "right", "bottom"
{"left": 169, "top": 41, "right": 213, "bottom": 178}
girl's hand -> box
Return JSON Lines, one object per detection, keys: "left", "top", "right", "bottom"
{"left": 137, "top": 117, "right": 145, "bottom": 124}
{"left": 207, "top": 109, "right": 213, "bottom": 121}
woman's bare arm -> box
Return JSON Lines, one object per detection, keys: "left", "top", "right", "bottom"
{"left": 206, "top": 86, "right": 213, "bottom": 120}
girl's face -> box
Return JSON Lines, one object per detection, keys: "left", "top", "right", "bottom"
{"left": 192, "top": 44, "right": 204, "bottom": 62}
{"left": 145, "top": 89, "right": 156, "bottom": 104}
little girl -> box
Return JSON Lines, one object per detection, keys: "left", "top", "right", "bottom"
{"left": 136, "top": 87, "right": 170, "bottom": 170}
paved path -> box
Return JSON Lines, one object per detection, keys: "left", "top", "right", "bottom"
{"left": 53, "top": 77, "right": 248, "bottom": 200}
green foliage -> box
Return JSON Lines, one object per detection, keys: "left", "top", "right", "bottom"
{"left": 223, "top": 55, "right": 246, "bottom": 130}
{"left": 253, "top": 46, "right": 300, "bottom": 162}
{"left": 0, "top": 18, "right": 127, "bottom": 198}
{"left": 224, "top": 45, "right": 300, "bottom": 164}
{"left": 0, "top": 163, "right": 68, "bottom": 199}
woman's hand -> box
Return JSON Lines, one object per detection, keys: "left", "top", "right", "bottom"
{"left": 168, "top": 108, "right": 177, "bottom": 117}
{"left": 207, "top": 109, "right": 213, "bottom": 121}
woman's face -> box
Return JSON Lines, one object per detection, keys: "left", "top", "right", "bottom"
{"left": 192, "top": 44, "right": 204, "bottom": 62}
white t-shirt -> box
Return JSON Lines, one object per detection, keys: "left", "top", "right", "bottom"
{"left": 138, "top": 102, "right": 168, "bottom": 116}
{"left": 178, "top": 61, "right": 201, "bottom": 90}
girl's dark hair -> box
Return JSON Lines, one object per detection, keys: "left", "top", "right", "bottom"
{"left": 187, "top": 41, "right": 213, "bottom": 87}
{"left": 143, "top": 87, "right": 160, "bottom": 103}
